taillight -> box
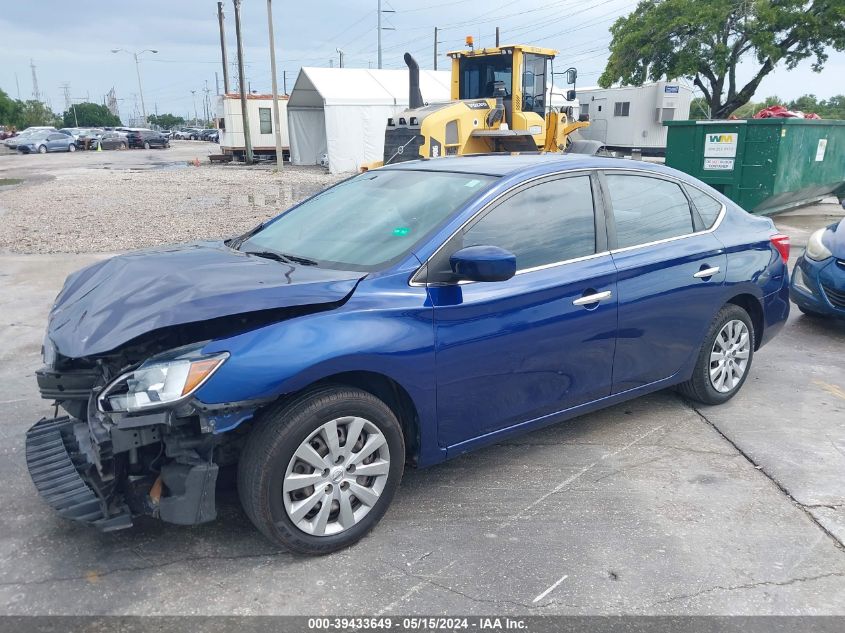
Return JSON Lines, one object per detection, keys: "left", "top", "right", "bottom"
{"left": 770, "top": 233, "right": 790, "bottom": 263}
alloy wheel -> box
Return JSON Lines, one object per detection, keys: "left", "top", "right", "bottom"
{"left": 709, "top": 319, "right": 750, "bottom": 393}
{"left": 283, "top": 416, "right": 390, "bottom": 537}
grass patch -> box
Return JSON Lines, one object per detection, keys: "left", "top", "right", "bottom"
{"left": 0, "top": 178, "right": 23, "bottom": 186}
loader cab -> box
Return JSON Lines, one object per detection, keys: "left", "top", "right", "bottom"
{"left": 450, "top": 44, "right": 556, "bottom": 123}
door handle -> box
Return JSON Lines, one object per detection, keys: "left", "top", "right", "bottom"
{"left": 693, "top": 266, "right": 720, "bottom": 279}
{"left": 573, "top": 290, "right": 612, "bottom": 306}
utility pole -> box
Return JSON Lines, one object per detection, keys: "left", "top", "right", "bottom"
{"left": 495, "top": 26, "right": 500, "bottom": 47}
{"left": 217, "top": 2, "right": 231, "bottom": 93}
{"left": 215, "top": 71, "right": 220, "bottom": 95}
{"left": 434, "top": 27, "right": 438, "bottom": 70}
{"left": 266, "top": 0, "right": 284, "bottom": 169}
{"left": 191, "top": 90, "right": 198, "bottom": 125}
{"left": 336, "top": 48, "right": 345, "bottom": 68}
{"left": 233, "top": 0, "right": 253, "bottom": 164}
{"left": 283, "top": 71, "right": 287, "bottom": 95}
{"left": 30, "top": 59, "right": 40, "bottom": 102}
{"left": 377, "top": 0, "right": 396, "bottom": 69}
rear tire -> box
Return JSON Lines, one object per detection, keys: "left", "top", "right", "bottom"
{"left": 143, "top": 141, "right": 151, "bottom": 150}
{"left": 120, "top": 142, "right": 127, "bottom": 150}
{"left": 238, "top": 386, "right": 404, "bottom": 555}
{"left": 68, "top": 143, "right": 76, "bottom": 152}
{"left": 677, "top": 304, "right": 755, "bottom": 405}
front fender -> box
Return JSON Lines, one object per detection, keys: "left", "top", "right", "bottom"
{"left": 193, "top": 272, "right": 439, "bottom": 460}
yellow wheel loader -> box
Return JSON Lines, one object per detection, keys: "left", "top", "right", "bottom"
{"left": 379, "top": 40, "right": 602, "bottom": 167}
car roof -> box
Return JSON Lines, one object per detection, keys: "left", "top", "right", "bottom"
{"left": 380, "top": 153, "right": 689, "bottom": 181}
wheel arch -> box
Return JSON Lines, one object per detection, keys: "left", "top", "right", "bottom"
{"left": 258, "top": 371, "right": 422, "bottom": 467}
{"left": 726, "top": 293, "right": 764, "bottom": 349}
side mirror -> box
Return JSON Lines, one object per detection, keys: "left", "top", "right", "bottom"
{"left": 566, "top": 89, "right": 576, "bottom": 101}
{"left": 450, "top": 245, "right": 516, "bottom": 283}
{"left": 566, "top": 69, "right": 577, "bottom": 85}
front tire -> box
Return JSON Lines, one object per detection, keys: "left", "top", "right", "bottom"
{"left": 677, "top": 304, "right": 755, "bottom": 405}
{"left": 38, "top": 145, "right": 47, "bottom": 154}
{"left": 238, "top": 386, "right": 404, "bottom": 555}
{"left": 120, "top": 142, "right": 127, "bottom": 150}
{"left": 68, "top": 143, "right": 76, "bottom": 152}
{"left": 143, "top": 141, "right": 151, "bottom": 149}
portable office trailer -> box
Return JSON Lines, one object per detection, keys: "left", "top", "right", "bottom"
{"left": 576, "top": 81, "right": 692, "bottom": 155}
{"left": 216, "top": 94, "right": 289, "bottom": 160}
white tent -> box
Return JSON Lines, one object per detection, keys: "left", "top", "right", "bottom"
{"left": 287, "top": 67, "right": 451, "bottom": 174}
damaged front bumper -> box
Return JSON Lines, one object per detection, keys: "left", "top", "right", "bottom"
{"left": 25, "top": 366, "right": 242, "bottom": 531}
{"left": 26, "top": 413, "right": 221, "bottom": 530}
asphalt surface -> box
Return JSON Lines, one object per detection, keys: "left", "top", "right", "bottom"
{"left": 0, "top": 170, "right": 843, "bottom": 613}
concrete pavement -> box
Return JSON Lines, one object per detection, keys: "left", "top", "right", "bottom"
{"left": 0, "top": 206, "right": 843, "bottom": 615}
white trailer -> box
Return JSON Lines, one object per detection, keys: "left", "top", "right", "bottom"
{"left": 576, "top": 81, "right": 692, "bottom": 155}
{"left": 216, "top": 93, "right": 289, "bottom": 160}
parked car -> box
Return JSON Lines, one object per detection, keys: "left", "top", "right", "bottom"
{"left": 4, "top": 126, "right": 56, "bottom": 149}
{"left": 59, "top": 128, "right": 84, "bottom": 141}
{"left": 174, "top": 127, "right": 203, "bottom": 140}
{"left": 126, "top": 129, "right": 170, "bottom": 149}
{"left": 200, "top": 128, "right": 218, "bottom": 141}
{"left": 76, "top": 129, "right": 105, "bottom": 150}
{"left": 26, "top": 155, "right": 790, "bottom": 554}
{"left": 95, "top": 131, "right": 128, "bottom": 150}
{"left": 17, "top": 131, "right": 77, "bottom": 153}
{"left": 790, "top": 205, "right": 845, "bottom": 318}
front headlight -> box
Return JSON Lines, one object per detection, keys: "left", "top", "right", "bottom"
{"left": 41, "top": 334, "right": 56, "bottom": 367}
{"left": 98, "top": 349, "right": 228, "bottom": 413}
{"left": 806, "top": 228, "right": 832, "bottom": 261}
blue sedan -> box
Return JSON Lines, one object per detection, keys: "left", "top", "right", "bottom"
{"left": 26, "top": 155, "right": 790, "bottom": 554}
{"left": 790, "top": 211, "right": 845, "bottom": 318}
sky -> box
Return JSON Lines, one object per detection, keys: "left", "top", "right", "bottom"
{"left": 1, "top": 0, "right": 843, "bottom": 122}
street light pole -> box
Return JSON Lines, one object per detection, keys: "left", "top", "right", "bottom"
{"left": 112, "top": 48, "right": 157, "bottom": 125}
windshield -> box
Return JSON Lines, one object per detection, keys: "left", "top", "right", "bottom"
{"left": 459, "top": 55, "right": 513, "bottom": 99}
{"left": 238, "top": 170, "right": 497, "bottom": 271}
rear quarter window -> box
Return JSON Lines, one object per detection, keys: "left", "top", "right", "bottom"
{"left": 685, "top": 185, "right": 723, "bottom": 228}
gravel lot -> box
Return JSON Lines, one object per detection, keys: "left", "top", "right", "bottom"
{"left": 0, "top": 142, "right": 344, "bottom": 253}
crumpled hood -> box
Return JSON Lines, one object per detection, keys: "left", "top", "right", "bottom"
{"left": 822, "top": 218, "right": 845, "bottom": 258}
{"left": 48, "top": 241, "right": 364, "bottom": 359}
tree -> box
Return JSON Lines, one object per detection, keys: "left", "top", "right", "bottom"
{"left": 147, "top": 113, "right": 185, "bottom": 129}
{"left": 62, "top": 102, "right": 121, "bottom": 127}
{"left": 0, "top": 88, "right": 24, "bottom": 128}
{"left": 599, "top": 0, "right": 845, "bottom": 119}
{"left": 19, "top": 100, "right": 61, "bottom": 128}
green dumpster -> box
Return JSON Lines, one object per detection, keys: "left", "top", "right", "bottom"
{"left": 664, "top": 118, "right": 845, "bottom": 214}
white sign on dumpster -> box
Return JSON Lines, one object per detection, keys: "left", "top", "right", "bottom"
{"left": 815, "top": 138, "right": 827, "bottom": 162}
{"left": 704, "top": 132, "right": 738, "bottom": 157}
{"left": 703, "top": 158, "right": 735, "bottom": 171}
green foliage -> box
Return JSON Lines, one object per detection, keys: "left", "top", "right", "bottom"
{"left": 600, "top": 0, "right": 845, "bottom": 118}
{"left": 62, "top": 102, "right": 121, "bottom": 127}
{"left": 147, "top": 113, "right": 185, "bottom": 129}
{"left": 692, "top": 93, "right": 845, "bottom": 119}
{"left": 0, "top": 89, "right": 61, "bottom": 128}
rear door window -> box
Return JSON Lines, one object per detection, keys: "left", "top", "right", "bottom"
{"left": 605, "top": 174, "right": 694, "bottom": 249}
